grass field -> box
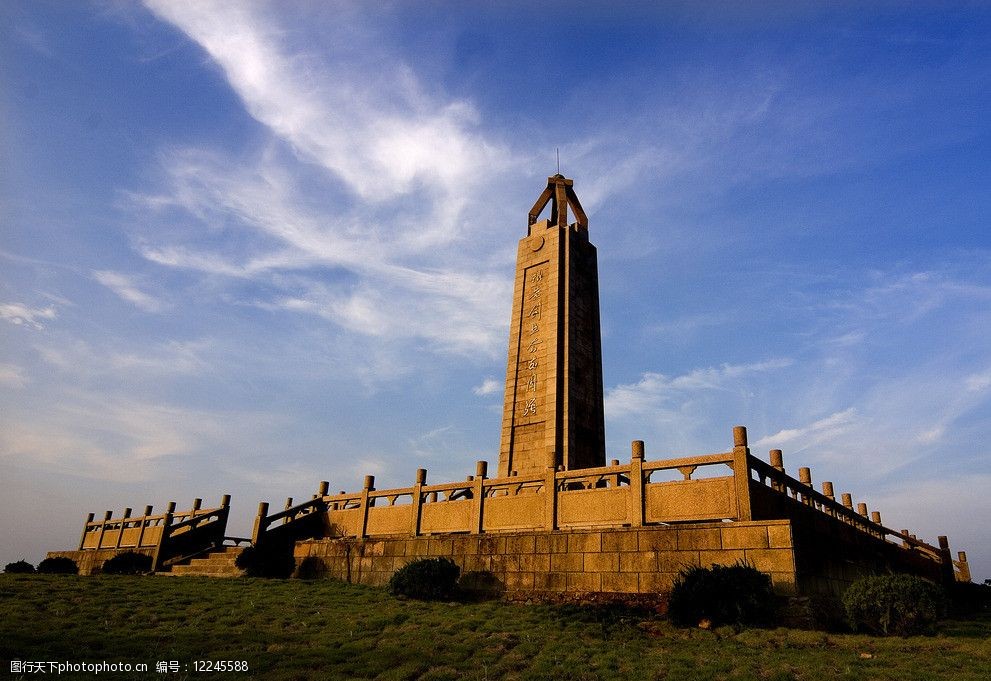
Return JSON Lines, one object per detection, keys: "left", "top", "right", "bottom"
{"left": 1, "top": 574, "right": 989, "bottom": 680}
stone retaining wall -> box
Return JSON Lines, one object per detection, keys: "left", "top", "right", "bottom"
{"left": 46, "top": 548, "right": 156, "bottom": 576}
{"left": 294, "top": 519, "right": 798, "bottom": 595}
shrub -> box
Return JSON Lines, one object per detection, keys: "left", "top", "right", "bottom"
{"left": 947, "top": 581, "right": 991, "bottom": 617}
{"left": 295, "top": 556, "right": 325, "bottom": 580}
{"left": 4, "top": 560, "right": 35, "bottom": 574}
{"left": 843, "top": 574, "right": 945, "bottom": 636}
{"left": 37, "top": 557, "right": 79, "bottom": 575}
{"left": 388, "top": 557, "right": 460, "bottom": 600}
{"left": 668, "top": 562, "right": 777, "bottom": 628}
{"left": 102, "top": 551, "right": 152, "bottom": 575}
{"left": 234, "top": 545, "right": 295, "bottom": 578}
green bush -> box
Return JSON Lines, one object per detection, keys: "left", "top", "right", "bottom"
{"left": 234, "top": 545, "right": 295, "bottom": 578}
{"left": 668, "top": 562, "right": 777, "bottom": 628}
{"left": 388, "top": 557, "right": 460, "bottom": 600}
{"left": 947, "top": 581, "right": 990, "bottom": 617}
{"left": 294, "top": 556, "right": 325, "bottom": 580}
{"left": 37, "top": 557, "right": 79, "bottom": 574}
{"left": 4, "top": 560, "right": 35, "bottom": 574}
{"left": 843, "top": 574, "right": 945, "bottom": 636}
{"left": 102, "top": 551, "right": 152, "bottom": 575}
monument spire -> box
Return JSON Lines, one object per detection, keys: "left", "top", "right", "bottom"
{"left": 498, "top": 175, "right": 606, "bottom": 477}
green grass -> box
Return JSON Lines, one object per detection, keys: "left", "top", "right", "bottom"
{"left": 1, "top": 575, "right": 989, "bottom": 680}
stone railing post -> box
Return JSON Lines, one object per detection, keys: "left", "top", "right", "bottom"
{"left": 628, "top": 440, "right": 645, "bottom": 527}
{"left": 359, "top": 475, "right": 375, "bottom": 538}
{"left": 769, "top": 449, "right": 784, "bottom": 492}
{"left": 410, "top": 468, "right": 426, "bottom": 536}
{"left": 472, "top": 461, "right": 487, "bottom": 533}
{"left": 822, "top": 481, "right": 835, "bottom": 516}
{"left": 937, "top": 536, "right": 955, "bottom": 585}
{"left": 868, "top": 510, "right": 882, "bottom": 538}
{"left": 733, "top": 426, "right": 753, "bottom": 520}
{"left": 251, "top": 502, "right": 269, "bottom": 545}
{"left": 544, "top": 451, "right": 557, "bottom": 531}
{"left": 136, "top": 506, "right": 153, "bottom": 548}
{"left": 798, "top": 467, "right": 813, "bottom": 505}
{"left": 956, "top": 551, "right": 972, "bottom": 583}
{"left": 114, "top": 508, "right": 132, "bottom": 549}
{"left": 153, "top": 505, "right": 175, "bottom": 572}
{"left": 96, "top": 510, "right": 112, "bottom": 549}
{"left": 609, "top": 459, "right": 620, "bottom": 487}
{"left": 78, "top": 512, "right": 95, "bottom": 550}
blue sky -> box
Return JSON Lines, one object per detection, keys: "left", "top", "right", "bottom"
{"left": 1, "top": 2, "right": 989, "bottom": 580}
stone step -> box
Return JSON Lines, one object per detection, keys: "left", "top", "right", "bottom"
{"left": 167, "top": 546, "right": 247, "bottom": 577}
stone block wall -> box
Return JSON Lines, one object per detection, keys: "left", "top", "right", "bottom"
{"left": 46, "top": 548, "right": 156, "bottom": 576}
{"left": 294, "top": 519, "right": 797, "bottom": 595}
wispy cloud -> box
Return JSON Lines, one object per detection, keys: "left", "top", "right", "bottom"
{"left": 473, "top": 377, "right": 501, "bottom": 396}
{"left": 755, "top": 408, "right": 859, "bottom": 449}
{"left": 94, "top": 270, "right": 166, "bottom": 312}
{"left": 36, "top": 338, "right": 212, "bottom": 379}
{"left": 606, "top": 359, "right": 793, "bottom": 419}
{"left": 142, "top": 0, "right": 509, "bottom": 212}
{"left": 0, "top": 394, "right": 284, "bottom": 484}
{"left": 0, "top": 302, "right": 56, "bottom": 330}
{"left": 0, "top": 363, "right": 28, "bottom": 388}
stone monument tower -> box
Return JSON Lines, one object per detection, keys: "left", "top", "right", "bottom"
{"left": 497, "top": 174, "right": 606, "bottom": 477}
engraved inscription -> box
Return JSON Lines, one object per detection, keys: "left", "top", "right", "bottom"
{"left": 515, "top": 263, "right": 549, "bottom": 425}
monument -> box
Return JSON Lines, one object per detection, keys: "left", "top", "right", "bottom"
{"left": 51, "top": 173, "right": 973, "bottom": 597}
{"left": 499, "top": 174, "right": 605, "bottom": 477}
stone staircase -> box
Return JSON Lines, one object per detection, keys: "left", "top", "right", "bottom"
{"left": 167, "top": 546, "right": 246, "bottom": 577}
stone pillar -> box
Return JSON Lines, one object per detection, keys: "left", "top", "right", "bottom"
{"left": 96, "top": 510, "right": 112, "bottom": 550}
{"left": 79, "top": 512, "right": 95, "bottom": 550}
{"left": 798, "top": 467, "right": 812, "bottom": 505}
{"left": 251, "top": 502, "right": 269, "bottom": 545}
{"left": 359, "top": 475, "right": 375, "bottom": 538}
{"left": 821, "top": 481, "right": 835, "bottom": 500}
{"left": 937, "top": 536, "right": 955, "bottom": 586}
{"left": 821, "top": 481, "right": 835, "bottom": 517}
{"left": 137, "top": 506, "right": 153, "bottom": 548}
{"left": 472, "top": 461, "right": 487, "bottom": 533}
{"left": 629, "top": 440, "right": 645, "bottom": 527}
{"left": 410, "top": 469, "right": 426, "bottom": 536}
{"left": 544, "top": 451, "right": 558, "bottom": 531}
{"left": 769, "top": 449, "right": 784, "bottom": 492}
{"left": 956, "top": 551, "right": 972, "bottom": 583}
{"left": 732, "top": 427, "right": 753, "bottom": 521}
{"left": 114, "top": 508, "right": 132, "bottom": 549}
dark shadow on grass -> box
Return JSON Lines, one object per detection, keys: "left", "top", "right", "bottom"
{"left": 937, "top": 611, "right": 991, "bottom": 639}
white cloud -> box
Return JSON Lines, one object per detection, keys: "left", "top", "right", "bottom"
{"left": 94, "top": 270, "right": 166, "bottom": 312}
{"left": 142, "top": 0, "right": 509, "bottom": 208}
{"left": 755, "top": 408, "right": 859, "bottom": 449}
{"left": 606, "top": 359, "right": 792, "bottom": 419}
{"left": 36, "top": 338, "right": 211, "bottom": 379}
{"left": 0, "top": 364, "right": 27, "bottom": 388}
{"left": 473, "top": 377, "right": 502, "bottom": 396}
{"left": 0, "top": 302, "right": 56, "bottom": 330}
{"left": 0, "top": 394, "right": 283, "bottom": 484}
{"left": 965, "top": 369, "right": 991, "bottom": 393}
